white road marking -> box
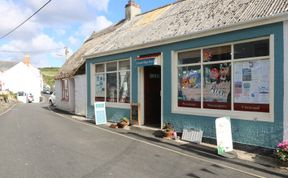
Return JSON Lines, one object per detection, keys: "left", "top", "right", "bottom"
{"left": 51, "top": 109, "right": 265, "bottom": 177}
{"left": 0, "top": 103, "right": 17, "bottom": 117}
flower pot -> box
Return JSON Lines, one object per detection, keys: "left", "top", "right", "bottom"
{"left": 164, "top": 130, "right": 174, "bottom": 138}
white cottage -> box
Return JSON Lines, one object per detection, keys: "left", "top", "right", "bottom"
{"left": 0, "top": 56, "right": 43, "bottom": 102}
{"left": 54, "top": 41, "right": 88, "bottom": 116}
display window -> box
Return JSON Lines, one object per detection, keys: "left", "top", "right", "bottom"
{"left": 94, "top": 59, "right": 130, "bottom": 104}
{"left": 174, "top": 37, "right": 272, "bottom": 119}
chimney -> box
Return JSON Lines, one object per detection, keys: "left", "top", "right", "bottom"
{"left": 23, "top": 55, "right": 30, "bottom": 65}
{"left": 125, "top": 0, "right": 141, "bottom": 20}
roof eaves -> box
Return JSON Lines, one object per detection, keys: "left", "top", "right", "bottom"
{"left": 84, "top": 12, "right": 288, "bottom": 60}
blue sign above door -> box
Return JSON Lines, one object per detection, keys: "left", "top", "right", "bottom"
{"left": 136, "top": 58, "right": 156, "bottom": 67}
{"left": 136, "top": 53, "right": 161, "bottom": 67}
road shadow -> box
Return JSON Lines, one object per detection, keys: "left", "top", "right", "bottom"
{"left": 120, "top": 131, "right": 288, "bottom": 177}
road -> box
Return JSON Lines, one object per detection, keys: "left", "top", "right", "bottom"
{"left": 0, "top": 102, "right": 287, "bottom": 178}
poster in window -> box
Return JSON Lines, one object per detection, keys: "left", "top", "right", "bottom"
{"left": 119, "top": 71, "right": 130, "bottom": 103}
{"left": 95, "top": 74, "right": 105, "bottom": 101}
{"left": 234, "top": 60, "right": 269, "bottom": 112}
{"left": 178, "top": 66, "right": 201, "bottom": 108}
{"left": 203, "top": 63, "right": 231, "bottom": 110}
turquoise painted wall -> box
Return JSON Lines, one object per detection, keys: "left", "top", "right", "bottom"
{"left": 87, "top": 22, "right": 284, "bottom": 148}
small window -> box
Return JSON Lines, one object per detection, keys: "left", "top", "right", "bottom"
{"left": 178, "top": 50, "right": 201, "bottom": 64}
{"left": 119, "top": 60, "right": 130, "bottom": 70}
{"left": 234, "top": 39, "right": 269, "bottom": 59}
{"left": 106, "top": 62, "right": 117, "bottom": 72}
{"left": 95, "top": 64, "right": 104, "bottom": 73}
{"left": 61, "top": 79, "right": 69, "bottom": 101}
{"left": 203, "top": 45, "right": 231, "bottom": 62}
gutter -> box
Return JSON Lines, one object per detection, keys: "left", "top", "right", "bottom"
{"left": 84, "top": 12, "right": 288, "bottom": 60}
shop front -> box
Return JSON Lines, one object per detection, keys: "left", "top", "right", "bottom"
{"left": 86, "top": 22, "right": 285, "bottom": 149}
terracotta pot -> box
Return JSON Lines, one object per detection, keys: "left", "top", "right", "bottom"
{"left": 164, "top": 130, "right": 174, "bottom": 138}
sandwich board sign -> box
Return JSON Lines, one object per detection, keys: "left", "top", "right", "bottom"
{"left": 94, "top": 102, "right": 107, "bottom": 125}
{"left": 215, "top": 116, "right": 233, "bottom": 155}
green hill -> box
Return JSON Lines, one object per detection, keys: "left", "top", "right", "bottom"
{"left": 40, "top": 67, "right": 60, "bottom": 89}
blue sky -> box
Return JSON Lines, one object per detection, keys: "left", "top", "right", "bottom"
{"left": 0, "top": 0, "right": 175, "bottom": 67}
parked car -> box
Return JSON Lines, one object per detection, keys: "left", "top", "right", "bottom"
{"left": 17, "top": 91, "right": 27, "bottom": 103}
{"left": 27, "top": 93, "right": 34, "bottom": 103}
{"left": 49, "top": 92, "right": 56, "bottom": 106}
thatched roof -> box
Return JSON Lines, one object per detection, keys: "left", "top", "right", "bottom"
{"left": 56, "top": 0, "right": 288, "bottom": 79}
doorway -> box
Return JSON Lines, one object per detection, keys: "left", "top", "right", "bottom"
{"left": 144, "top": 66, "right": 161, "bottom": 127}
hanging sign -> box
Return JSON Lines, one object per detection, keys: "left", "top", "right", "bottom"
{"left": 94, "top": 102, "right": 107, "bottom": 125}
{"left": 136, "top": 53, "right": 161, "bottom": 67}
{"left": 215, "top": 116, "right": 233, "bottom": 155}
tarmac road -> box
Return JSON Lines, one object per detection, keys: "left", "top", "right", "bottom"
{"left": 0, "top": 102, "right": 287, "bottom": 178}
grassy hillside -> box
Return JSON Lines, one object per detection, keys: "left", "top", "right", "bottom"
{"left": 40, "top": 67, "right": 60, "bottom": 89}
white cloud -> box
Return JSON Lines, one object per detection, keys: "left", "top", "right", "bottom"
{"left": 25, "top": 0, "right": 110, "bottom": 25}
{"left": 0, "top": 1, "right": 41, "bottom": 40}
{"left": 68, "top": 36, "right": 80, "bottom": 46}
{"left": 79, "top": 16, "right": 112, "bottom": 37}
{"left": 0, "top": 34, "right": 65, "bottom": 67}
{"left": 31, "top": 34, "right": 64, "bottom": 50}
{"left": 0, "top": 0, "right": 113, "bottom": 67}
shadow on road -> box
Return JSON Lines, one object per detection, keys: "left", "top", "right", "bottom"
{"left": 121, "top": 131, "right": 287, "bottom": 177}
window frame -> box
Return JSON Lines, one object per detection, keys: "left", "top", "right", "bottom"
{"left": 171, "top": 36, "right": 274, "bottom": 122}
{"left": 61, "top": 79, "right": 69, "bottom": 101}
{"left": 92, "top": 58, "right": 131, "bottom": 108}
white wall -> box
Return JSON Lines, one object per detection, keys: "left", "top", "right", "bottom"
{"left": 55, "top": 79, "right": 75, "bottom": 113}
{"left": 2, "top": 62, "right": 42, "bottom": 102}
{"left": 284, "top": 21, "right": 288, "bottom": 140}
{"left": 74, "top": 74, "right": 87, "bottom": 116}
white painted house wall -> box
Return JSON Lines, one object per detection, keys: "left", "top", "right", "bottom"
{"left": 284, "top": 20, "right": 288, "bottom": 140}
{"left": 55, "top": 79, "right": 75, "bottom": 113}
{"left": 2, "top": 62, "right": 42, "bottom": 102}
{"left": 74, "top": 74, "right": 87, "bottom": 116}
{"left": 0, "top": 71, "right": 3, "bottom": 90}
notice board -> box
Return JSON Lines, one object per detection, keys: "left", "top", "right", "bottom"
{"left": 94, "top": 102, "right": 107, "bottom": 125}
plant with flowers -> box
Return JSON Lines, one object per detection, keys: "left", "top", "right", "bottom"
{"left": 275, "top": 140, "right": 288, "bottom": 162}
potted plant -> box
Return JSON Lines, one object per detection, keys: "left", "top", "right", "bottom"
{"left": 117, "top": 117, "right": 129, "bottom": 128}
{"left": 163, "top": 122, "right": 174, "bottom": 139}
{"left": 275, "top": 140, "right": 288, "bottom": 166}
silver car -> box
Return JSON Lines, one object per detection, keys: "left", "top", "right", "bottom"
{"left": 49, "top": 92, "right": 56, "bottom": 106}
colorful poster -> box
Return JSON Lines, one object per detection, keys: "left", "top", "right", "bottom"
{"left": 178, "top": 66, "right": 201, "bottom": 108}
{"left": 233, "top": 60, "right": 269, "bottom": 112}
{"left": 203, "top": 63, "right": 231, "bottom": 110}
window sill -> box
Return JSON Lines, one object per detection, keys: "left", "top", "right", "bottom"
{"left": 171, "top": 107, "right": 273, "bottom": 122}
{"left": 91, "top": 102, "right": 130, "bottom": 109}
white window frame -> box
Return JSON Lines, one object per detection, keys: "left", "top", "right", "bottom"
{"left": 171, "top": 36, "right": 274, "bottom": 122}
{"left": 91, "top": 58, "right": 131, "bottom": 109}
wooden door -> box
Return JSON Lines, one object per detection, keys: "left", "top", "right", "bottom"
{"left": 144, "top": 66, "right": 161, "bottom": 127}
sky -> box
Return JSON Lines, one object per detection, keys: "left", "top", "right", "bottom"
{"left": 0, "top": 0, "right": 175, "bottom": 68}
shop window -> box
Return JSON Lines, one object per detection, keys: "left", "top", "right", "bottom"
{"left": 94, "top": 59, "right": 130, "bottom": 104}
{"left": 234, "top": 39, "right": 269, "bottom": 59}
{"left": 203, "top": 45, "right": 231, "bottom": 62}
{"left": 174, "top": 37, "right": 272, "bottom": 120}
{"left": 61, "top": 79, "right": 69, "bottom": 101}
{"left": 203, "top": 63, "right": 231, "bottom": 110}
